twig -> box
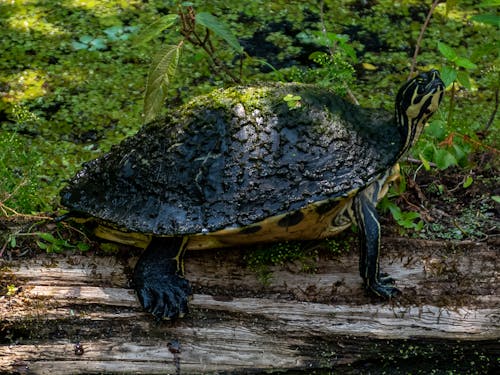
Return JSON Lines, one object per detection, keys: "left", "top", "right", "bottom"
{"left": 409, "top": 0, "right": 441, "bottom": 79}
{"left": 484, "top": 84, "right": 498, "bottom": 132}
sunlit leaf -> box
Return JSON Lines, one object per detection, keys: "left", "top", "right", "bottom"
{"left": 437, "top": 42, "right": 457, "bottom": 61}
{"left": 419, "top": 153, "right": 431, "bottom": 171}
{"left": 463, "top": 176, "right": 474, "bottom": 188}
{"left": 143, "top": 42, "right": 183, "bottom": 123}
{"left": 133, "top": 14, "right": 179, "bottom": 46}
{"left": 492, "top": 195, "right": 500, "bottom": 203}
{"left": 455, "top": 57, "right": 478, "bottom": 70}
{"left": 195, "top": 12, "right": 244, "bottom": 53}
{"left": 440, "top": 65, "right": 457, "bottom": 87}
{"left": 362, "top": 62, "right": 378, "bottom": 70}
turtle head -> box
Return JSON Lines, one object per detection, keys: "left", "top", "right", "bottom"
{"left": 395, "top": 69, "right": 445, "bottom": 157}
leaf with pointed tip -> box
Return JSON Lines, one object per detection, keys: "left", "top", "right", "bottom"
{"left": 440, "top": 65, "right": 457, "bottom": 87}
{"left": 437, "top": 42, "right": 457, "bottom": 61}
{"left": 133, "top": 14, "right": 179, "bottom": 46}
{"left": 195, "top": 12, "right": 243, "bottom": 53}
{"left": 143, "top": 42, "right": 183, "bottom": 123}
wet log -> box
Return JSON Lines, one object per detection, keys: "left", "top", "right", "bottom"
{"left": 0, "top": 237, "right": 499, "bottom": 374}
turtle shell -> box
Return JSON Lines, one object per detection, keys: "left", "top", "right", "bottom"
{"left": 61, "top": 83, "right": 402, "bottom": 235}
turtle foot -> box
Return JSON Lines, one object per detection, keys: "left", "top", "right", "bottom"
{"left": 134, "top": 272, "right": 192, "bottom": 320}
{"left": 378, "top": 272, "right": 396, "bottom": 285}
{"left": 367, "top": 277, "right": 401, "bottom": 299}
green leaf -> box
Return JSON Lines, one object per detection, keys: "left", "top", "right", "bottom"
{"left": 463, "top": 176, "right": 473, "bottom": 188}
{"left": 80, "top": 35, "right": 93, "bottom": 44}
{"left": 89, "top": 38, "right": 107, "bottom": 51}
{"left": 77, "top": 242, "right": 90, "bottom": 252}
{"left": 9, "top": 236, "right": 16, "bottom": 248}
{"left": 452, "top": 143, "right": 467, "bottom": 162}
{"left": 434, "top": 148, "right": 458, "bottom": 170}
{"left": 38, "top": 232, "right": 56, "bottom": 243}
{"left": 440, "top": 65, "right": 457, "bottom": 87}
{"left": 195, "top": 12, "right": 244, "bottom": 53}
{"left": 36, "top": 241, "right": 48, "bottom": 250}
{"left": 426, "top": 119, "right": 446, "bottom": 140}
{"left": 415, "top": 220, "right": 424, "bottom": 232}
{"left": 478, "top": 0, "right": 500, "bottom": 7}
{"left": 419, "top": 153, "right": 431, "bottom": 171}
{"left": 492, "top": 195, "right": 500, "bottom": 203}
{"left": 457, "top": 70, "right": 472, "bottom": 90}
{"left": 470, "top": 14, "right": 500, "bottom": 26}
{"left": 71, "top": 41, "right": 88, "bottom": 50}
{"left": 143, "top": 42, "right": 183, "bottom": 123}
{"left": 437, "top": 42, "right": 457, "bottom": 61}
{"left": 133, "top": 14, "right": 178, "bottom": 46}
{"left": 455, "top": 57, "right": 478, "bottom": 70}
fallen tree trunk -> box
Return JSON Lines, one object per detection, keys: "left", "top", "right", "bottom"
{"left": 0, "top": 236, "right": 499, "bottom": 374}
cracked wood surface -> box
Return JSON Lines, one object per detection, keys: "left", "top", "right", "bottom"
{"left": 0, "top": 237, "right": 499, "bottom": 374}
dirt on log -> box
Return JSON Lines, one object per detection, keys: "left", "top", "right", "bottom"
{"left": 0, "top": 236, "right": 499, "bottom": 374}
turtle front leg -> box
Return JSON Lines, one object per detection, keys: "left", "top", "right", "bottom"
{"left": 133, "top": 236, "right": 192, "bottom": 319}
{"left": 353, "top": 189, "right": 400, "bottom": 298}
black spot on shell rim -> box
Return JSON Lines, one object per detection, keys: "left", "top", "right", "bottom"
{"left": 278, "top": 211, "right": 304, "bottom": 227}
{"left": 239, "top": 225, "right": 262, "bottom": 234}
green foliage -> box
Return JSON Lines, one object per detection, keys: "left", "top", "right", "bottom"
{"left": 380, "top": 198, "right": 424, "bottom": 232}
{"left": 195, "top": 12, "right": 244, "bottom": 53}
{"left": 136, "top": 4, "right": 244, "bottom": 122}
{"left": 379, "top": 176, "right": 424, "bottom": 234}
{"left": 294, "top": 30, "right": 356, "bottom": 94}
{"left": 36, "top": 231, "right": 90, "bottom": 253}
{"left": 0, "top": 0, "right": 496, "bottom": 231}
{"left": 437, "top": 41, "right": 477, "bottom": 90}
{"left": 0, "top": 131, "right": 47, "bottom": 213}
{"left": 71, "top": 25, "right": 138, "bottom": 51}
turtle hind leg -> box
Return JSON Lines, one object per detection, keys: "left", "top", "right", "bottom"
{"left": 354, "top": 189, "right": 401, "bottom": 299}
{"left": 133, "top": 236, "right": 192, "bottom": 319}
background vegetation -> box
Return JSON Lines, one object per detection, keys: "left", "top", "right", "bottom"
{"left": 0, "top": 0, "right": 498, "bottom": 244}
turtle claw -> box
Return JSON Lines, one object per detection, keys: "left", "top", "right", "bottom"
{"left": 135, "top": 273, "right": 192, "bottom": 320}
{"left": 378, "top": 272, "right": 396, "bottom": 285}
{"left": 367, "top": 277, "right": 401, "bottom": 299}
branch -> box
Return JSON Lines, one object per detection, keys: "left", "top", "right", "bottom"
{"left": 408, "top": 0, "right": 440, "bottom": 79}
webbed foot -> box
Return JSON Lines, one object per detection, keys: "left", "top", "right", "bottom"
{"left": 366, "top": 276, "right": 400, "bottom": 299}
{"left": 132, "top": 237, "right": 192, "bottom": 319}
{"left": 135, "top": 271, "right": 192, "bottom": 319}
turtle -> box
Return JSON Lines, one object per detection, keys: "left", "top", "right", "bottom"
{"left": 60, "top": 70, "right": 444, "bottom": 319}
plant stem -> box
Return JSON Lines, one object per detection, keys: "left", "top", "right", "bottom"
{"left": 446, "top": 81, "right": 456, "bottom": 128}
{"left": 484, "top": 84, "right": 498, "bottom": 132}
{"left": 409, "top": 0, "right": 440, "bottom": 79}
